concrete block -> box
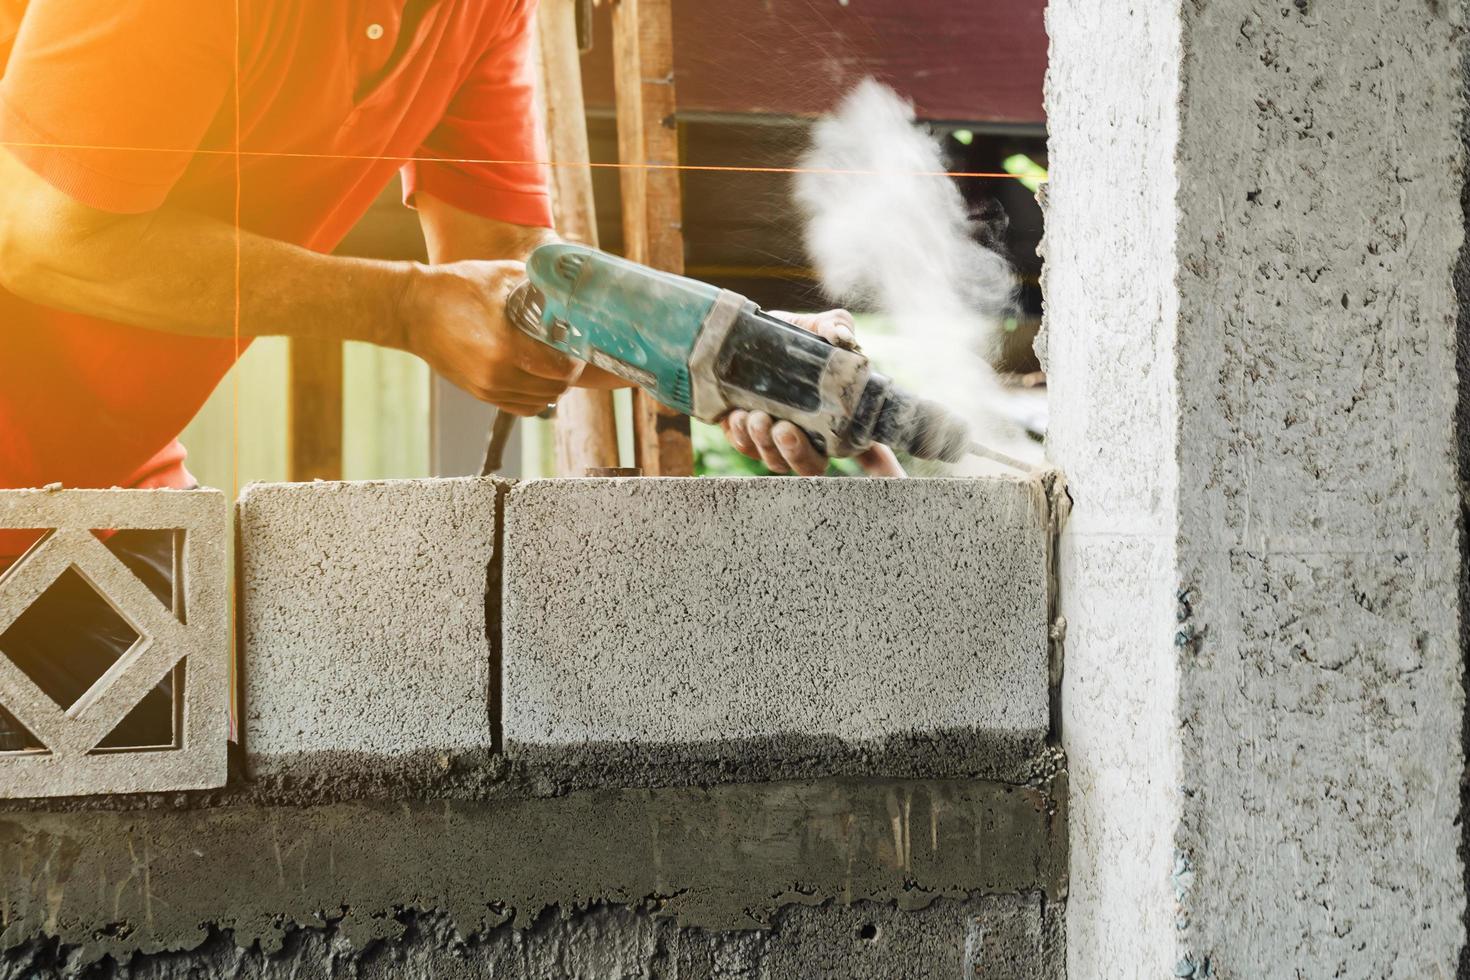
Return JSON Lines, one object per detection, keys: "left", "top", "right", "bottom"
{"left": 239, "top": 479, "right": 503, "bottom": 783}
{"left": 504, "top": 476, "right": 1053, "bottom": 782}
{"left": 0, "top": 488, "right": 229, "bottom": 798}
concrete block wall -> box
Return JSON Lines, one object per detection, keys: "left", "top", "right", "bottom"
{"left": 237, "top": 474, "right": 1057, "bottom": 789}
{"left": 3, "top": 474, "right": 1065, "bottom": 976}
{"left": 1045, "top": 0, "right": 1466, "bottom": 974}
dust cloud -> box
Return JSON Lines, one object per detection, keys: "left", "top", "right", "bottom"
{"left": 795, "top": 79, "right": 1036, "bottom": 469}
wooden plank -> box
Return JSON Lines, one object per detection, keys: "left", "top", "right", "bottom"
{"left": 581, "top": 0, "right": 1048, "bottom": 125}
{"left": 287, "top": 337, "right": 343, "bottom": 482}
{"left": 553, "top": 392, "right": 620, "bottom": 475}
{"left": 536, "top": 0, "right": 621, "bottom": 475}
{"left": 612, "top": 0, "right": 694, "bottom": 476}
{"left": 538, "top": 0, "right": 601, "bottom": 247}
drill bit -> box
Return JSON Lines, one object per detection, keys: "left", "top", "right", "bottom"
{"left": 967, "top": 442, "right": 1032, "bottom": 473}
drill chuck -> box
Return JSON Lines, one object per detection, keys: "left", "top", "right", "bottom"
{"left": 868, "top": 388, "right": 973, "bottom": 463}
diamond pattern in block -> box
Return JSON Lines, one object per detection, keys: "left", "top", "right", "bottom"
{"left": 0, "top": 565, "right": 144, "bottom": 712}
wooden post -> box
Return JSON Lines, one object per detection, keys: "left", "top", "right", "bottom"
{"left": 287, "top": 338, "right": 343, "bottom": 482}
{"left": 536, "top": 0, "right": 621, "bottom": 475}
{"left": 611, "top": 0, "right": 695, "bottom": 476}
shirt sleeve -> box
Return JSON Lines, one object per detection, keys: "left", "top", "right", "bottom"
{"left": 402, "top": 0, "right": 553, "bottom": 229}
{"left": 0, "top": 0, "right": 232, "bottom": 214}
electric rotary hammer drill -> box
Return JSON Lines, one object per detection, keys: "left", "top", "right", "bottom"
{"left": 506, "top": 242, "right": 1012, "bottom": 467}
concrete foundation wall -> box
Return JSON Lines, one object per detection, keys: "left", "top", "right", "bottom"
{"left": 0, "top": 777, "right": 1066, "bottom": 978}
{"left": 1047, "top": 0, "right": 1466, "bottom": 975}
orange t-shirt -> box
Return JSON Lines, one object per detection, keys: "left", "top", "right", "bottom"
{"left": 0, "top": 0, "right": 551, "bottom": 556}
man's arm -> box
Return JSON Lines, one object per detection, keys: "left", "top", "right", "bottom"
{"left": 415, "top": 187, "right": 555, "bottom": 266}
{"left": 0, "top": 147, "right": 579, "bottom": 417}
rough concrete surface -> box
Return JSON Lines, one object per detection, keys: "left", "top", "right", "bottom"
{"left": 1456, "top": 33, "right": 1470, "bottom": 979}
{"left": 1047, "top": 0, "right": 1466, "bottom": 975}
{"left": 503, "top": 477, "right": 1052, "bottom": 784}
{"left": 0, "top": 489, "right": 229, "bottom": 798}
{"left": 238, "top": 479, "right": 504, "bottom": 783}
{"left": 0, "top": 776, "right": 1065, "bottom": 970}
{"left": 1, "top": 895, "right": 1064, "bottom": 980}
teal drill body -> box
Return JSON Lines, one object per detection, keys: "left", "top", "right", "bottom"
{"left": 507, "top": 243, "right": 974, "bottom": 463}
{"left": 519, "top": 244, "right": 713, "bottom": 416}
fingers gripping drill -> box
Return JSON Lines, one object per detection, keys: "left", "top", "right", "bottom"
{"left": 484, "top": 242, "right": 1019, "bottom": 474}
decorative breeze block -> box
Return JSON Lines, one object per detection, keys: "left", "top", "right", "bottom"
{"left": 0, "top": 489, "right": 229, "bottom": 797}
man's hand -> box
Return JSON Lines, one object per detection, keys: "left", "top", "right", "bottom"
{"left": 397, "top": 258, "right": 581, "bottom": 417}
{"left": 720, "top": 309, "right": 906, "bottom": 477}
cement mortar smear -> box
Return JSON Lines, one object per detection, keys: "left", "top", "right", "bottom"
{"left": 0, "top": 777, "right": 1067, "bottom": 974}
{"left": 1, "top": 896, "right": 1064, "bottom": 980}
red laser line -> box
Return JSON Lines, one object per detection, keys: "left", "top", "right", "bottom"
{"left": 0, "top": 138, "right": 1024, "bottom": 181}
{"left": 228, "top": 0, "right": 242, "bottom": 744}
{"left": 230, "top": 10, "right": 242, "bottom": 507}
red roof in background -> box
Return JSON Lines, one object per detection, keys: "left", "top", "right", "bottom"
{"left": 582, "top": 0, "right": 1048, "bottom": 126}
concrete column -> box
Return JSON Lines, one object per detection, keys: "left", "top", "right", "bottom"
{"left": 1045, "top": 1, "right": 1466, "bottom": 975}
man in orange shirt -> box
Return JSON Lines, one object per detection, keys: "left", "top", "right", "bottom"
{"left": 0, "top": 0, "right": 895, "bottom": 750}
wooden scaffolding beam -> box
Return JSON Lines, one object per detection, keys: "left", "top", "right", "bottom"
{"left": 537, "top": 0, "right": 621, "bottom": 475}
{"left": 611, "top": 0, "right": 695, "bottom": 476}
{"left": 287, "top": 338, "right": 343, "bottom": 482}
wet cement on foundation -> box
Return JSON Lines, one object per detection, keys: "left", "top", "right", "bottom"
{"left": 0, "top": 775, "right": 1065, "bottom": 969}
{"left": 498, "top": 730, "right": 1058, "bottom": 793}
{"left": 0, "top": 735, "right": 1065, "bottom": 811}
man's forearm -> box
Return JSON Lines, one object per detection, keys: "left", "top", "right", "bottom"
{"left": 0, "top": 146, "right": 601, "bottom": 412}
{"left": 0, "top": 148, "right": 414, "bottom": 347}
